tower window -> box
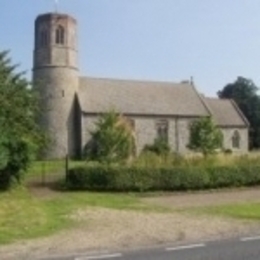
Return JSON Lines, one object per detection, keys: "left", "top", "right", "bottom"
{"left": 55, "top": 25, "right": 65, "bottom": 45}
{"left": 232, "top": 130, "right": 240, "bottom": 149}
{"left": 39, "top": 29, "right": 48, "bottom": 47}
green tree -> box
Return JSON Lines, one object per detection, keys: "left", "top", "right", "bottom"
{"left": 188, "top": 117, "right": 223, "bottom": 156}
{"left": 0, "top": 50, "right": 43, "bottom": 189}
{"left": 218, "top": 77, "right": 260, "bottom": 149}
{"left": 85, "top": 110, "right": 135, "bottom": 163}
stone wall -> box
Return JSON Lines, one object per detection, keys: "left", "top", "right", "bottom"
{"left": 81, "top": 116, "right": 97, "bottom": 153}
{"left": 34, "top": 68, "right": 79, "bottom": 159}
{"left": 81, "top": 115, "right": 196, "bottom": 155}
{"left": 133, "top": 117, "right": 194, "bottom": 154}
{"left": 221, "top": 127, "right": 249, "bottom": 153}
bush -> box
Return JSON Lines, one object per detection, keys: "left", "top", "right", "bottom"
{"left": 66, "top": 162, "right": 260, "bottom": 192}
{"left": 224, "top": 149, "right": 233, "bottom": 154}
{"left": 84, "top": 110, "right": 135, "bottom": 163}
{"left": 0, "top": 50, "right": 44, "bottom": 190}
{"left": 188, "top": 117, "right": 223, "bottom": 156}
{"left": 143, "top": 137, "right": 170, "bottom": 155}
{"left": 0, "top": 137, "right": 36, "bottom": 190}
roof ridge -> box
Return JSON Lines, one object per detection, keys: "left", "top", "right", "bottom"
{"left": 79, "top": 76, "right": 189, "bottom": 86}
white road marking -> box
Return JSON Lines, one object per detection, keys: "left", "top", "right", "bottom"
{"left": 166, "top": 243, "right": 206, "bottom": 251}
{"left": 240, "top": 235, "right": 260, "bottom": 242}
{"left": 75, "top": 253, "right": 122, "bottom": 260}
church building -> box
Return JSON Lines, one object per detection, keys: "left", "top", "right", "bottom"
{"left": 33, "top": 12, "right": 249, "bottom": 159}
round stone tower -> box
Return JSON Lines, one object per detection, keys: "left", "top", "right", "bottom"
{"left": 33, "top": 13, "right": 79, "bottom": 159}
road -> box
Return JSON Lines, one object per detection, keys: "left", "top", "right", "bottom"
{"left": 39, "top": 235, "right": 260, "bottom": 260}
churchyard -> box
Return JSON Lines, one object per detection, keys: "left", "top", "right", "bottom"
{"left": 1, "top": 152, "right": 260, "bottom": 244}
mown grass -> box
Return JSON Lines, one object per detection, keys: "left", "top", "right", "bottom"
{"left": 0, "top": 187, "right": 169, "bottom": 245}
{"left": 0, "top": 188, "right": 70, "bottom": 244}
{"left": 193, "top": 203, "right": 260, "bottom": 221}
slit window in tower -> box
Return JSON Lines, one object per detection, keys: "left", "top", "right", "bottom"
{"left": 55, "top": 25, "right": 65, "bottom": 45}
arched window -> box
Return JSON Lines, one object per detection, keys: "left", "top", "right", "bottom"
{"left": 232, "top": 130, "right": 240, "bottom": 149}
{"left": 55, "top": 25, "right": 65, "bottom": 45}
{"left": 156, "top": 119, "right": 169, "bottom": 142}
{"left": 39, "top": 29, "right": 48, "bottom": 47}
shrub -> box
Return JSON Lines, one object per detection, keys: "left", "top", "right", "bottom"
{"left": 143, "top": 137, "right": 170, "bottom": 155}
{"left": 188, "top": 117, "right": 223, "bottom": 156}
{"left": 84, "top": 110, "right": 135, "bottom": 163}
{"left": 224, "top": 149, "right": 233, "bottom": 154}
{"left": 0, "top": 50, "right": 44, "bottom": 190}
{"left": 0, "top": 132, "right": 37, "bottom": 190}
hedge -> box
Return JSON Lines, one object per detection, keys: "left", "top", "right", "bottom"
{"left": 66, "top": 164, "right": 260, "bottom": 192}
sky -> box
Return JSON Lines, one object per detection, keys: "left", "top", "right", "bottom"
{"left": 1, "top": 0, "right": 260, "bottom": 97}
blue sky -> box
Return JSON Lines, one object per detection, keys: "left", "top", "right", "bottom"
{"left": 2, "top": 0, "right": 260, "bottom": 97}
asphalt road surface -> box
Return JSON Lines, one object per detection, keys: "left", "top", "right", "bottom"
{"left": 39, "top": 235, "right": 260, "bottom": 260}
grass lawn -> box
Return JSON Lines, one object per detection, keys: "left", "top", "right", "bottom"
{"left": 0, "top": 187, "right": 168, "bottom": 245}
{"left": 194, "top": 203, "right": 260, "bottom": 221}
{"left": 25, "top": 160, "right": 85, "bottom": 179}
{"left": 1, "top": 185, "right": 260, "bottom": 245}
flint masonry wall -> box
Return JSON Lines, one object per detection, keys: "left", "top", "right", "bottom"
{"left": 81, "top": 115, "right": 249, "bottom": 156}
{"left": 221, "top": 127, "right": 249, "bottom": 153}
{"left": 33, "top": 13, "right": 79, "bottom": 159}
{"left": 81, "top": 115, "right": 195, "bottom": 155}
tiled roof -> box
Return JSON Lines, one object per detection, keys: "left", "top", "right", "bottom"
{"left": 204, "top": 98, "right": 249, "bottom": 127}
{"left": 79, "top": 77, "right": 209, "bottom": 116}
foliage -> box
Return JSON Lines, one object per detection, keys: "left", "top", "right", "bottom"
{"left": 84, "top": 110, "right": 135, "bottom": 163}
{"left": 0, "top": 50, "right": 43, "bottom": 189}
{"left": 143, "top": 137, "right": 171, "bottom": 155}
{"left": 67, "top": 157, "right": 260, "bottom": 192}
{"left": 188, "top": 117, "right": 223, "bottom": 156}
{"left": 218, "top": 77, "right": 258, "bottom": 100}
{"left": 218, "top": 76, "right": 260, "bottom": 149}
